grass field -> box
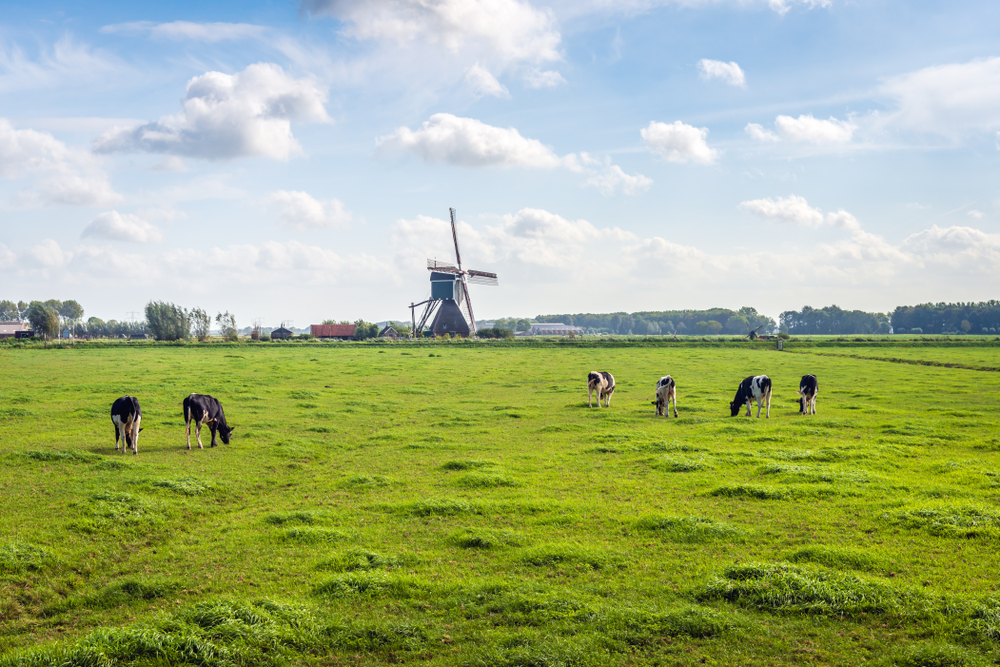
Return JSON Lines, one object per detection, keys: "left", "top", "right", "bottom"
{"left": 2, "top": 340, "right": 1000, "bottom": 666}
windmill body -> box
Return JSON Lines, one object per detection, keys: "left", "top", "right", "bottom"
{"left": 410, "top": 209, "right": 498, "bottom": 337}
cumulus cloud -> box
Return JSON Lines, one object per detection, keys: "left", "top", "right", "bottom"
{"left": 697, "top": 59, "right": 745, "bottom": 87}
{"left": 302, "top": 0, "right": 561, "bottom": 66}
{"left": 774, "top": 114, "right": 856, "bottom": 143}
{"left": 739, "top": 195, "right": 860, "bottom": 230}
{"left": 0, "top": 118, "right": 121, "bottom": 207}
{"left": 81, "top": 211, "right": 164, "bottom": 243}
{"left": 101, "top": 21, "right": 268, "bottom": 42}
{"left": 93, "top": 63, "right": 330, "bottom": 161}
{"left": 466, "top": 64, "right": 510, "bottom": 98}
{"left": 744, "top": 123, "right": 780, "bottom": 142}
{"left": 584, "top": 161, "right": 652, "bottom": 196}
{"left": 264, "top": 190, "right": 354, "bottom": 230}
{"left": 376, "top": 113, "right": 580, "bottom": 169}
{"left": 641, "top": 120, "right": 718, "bottom": 165}
{"left": 881, "top": 57, "right": 1000, "bottom": 137}
{"left": 902, "top": 225, "right": 1000, "bottom": 266}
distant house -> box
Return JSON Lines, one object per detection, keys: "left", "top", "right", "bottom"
{"left": 528, "top": 323, "right": 584, "bottom": 336}
{"left": 0, "top": 322, "right": 30, "bottom": 339}
{"left": 379, "top": 325, "right": 399, "bottom": 339}
{"left": 311, "top": 324, "right": 356, "bottom": 340}
{"left": 271, "top": 327, "right": 293, "bottom": 340}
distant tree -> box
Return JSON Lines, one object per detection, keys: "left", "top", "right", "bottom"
{"left": 216, "top": 311, "right": 238, "bottom": 341}
{"left": 58, "top": 300, "right": 84, "bottom": 335}
{"left": 725, "top": 315, "right": 749, "bottom": 335}
{"left": 960, "top": 320, "right": 972, "bottom": 333}
{"left": 25, "top": 301, "right": 60, "bottom": 339}
{"left": 515, "top": 318, "right": 531, "bottom": 333}
{"left": 0, "top": 300, "right": 28, "bottom": 321}
{"left": 352, "top": 319, "right": 379, "bottom": 340}
{"left": 190, "top": 308, "right": 211, "bottom": 341}
{"left": 86, "top": 317, "right": 106, "bottom": 337}
{"left": 146, "top": 301, "right": 190, "bottom": 341}
{"left": 477, "top": 327, "right": 514, "bottom": 339}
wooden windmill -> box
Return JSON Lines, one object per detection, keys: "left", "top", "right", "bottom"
{"left": 409, "top": 208, "right": 498, "bottom": 337}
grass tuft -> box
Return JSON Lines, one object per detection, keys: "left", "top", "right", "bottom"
{"left": 457, "top": 471, "right": 520, "bottom": 488}
{"left": 314, "top": 571, "right": 425, "bottom": 599}
{"left": 281, "top": 527, "right": 348, "bottom": 544}
{"left": 0, "top": 542, "right": 53, "bottom": 573}
{"left": 653, "top": 456, "right": 710, "bottom": 472}
{"left": 599, "top": 604, "right": 739, "bottom": 645}
{"left": 635, "top": 515, "right": 745, "bottom": 543}
{"left": 337, "top": 473, "right": 390, "bottom": 488}
{"left": 698, "top": 562, "right": 929, "bottom": 617}
{"left": 786, "top": 545, "right": 885, "bottom": 572}
{"left": 441, "top": 459, "right": 496, "bottom": 471}
{"left": 151, "top": 476, "right": 212, "bottom": 495}
{"left": 519, "top": 544, "right": 622, "bottom": 570}
{"left": 708, "top": 484, "right": 789, "bottom": 500}
{"left": 888, "top": 505, "right": 1000, "bottom": 538}
{"left": 887, "top": 642, "right": 986, "bottom": 667}
{"left": 22, "top": 450, "right": 99, "bottom": 463}
{"left": 409, "top": 497, "right": 475, "bottom": 516}
{"left": 315, "top": 548, "right": 407, "bottom": 572}
{"left": 450, "top": 529, "right": 524, "bottom": 549}
{"left": 264, "top": 510, "right": 321, "bottom": 525}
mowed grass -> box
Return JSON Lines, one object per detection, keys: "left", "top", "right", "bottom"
{"left": 2, "top": 341, "right": 1000, "bottom": 665}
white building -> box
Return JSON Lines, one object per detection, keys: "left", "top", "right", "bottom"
{"left": 528, "top": 323, "right": 584, "bottom": 336}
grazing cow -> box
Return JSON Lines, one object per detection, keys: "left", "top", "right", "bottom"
{"left": 730, "top": 375, "right": 772, "bottom": 418}
{"left": 183, "top": 394, "right": 234, "bottom": 449}
{"left": 111, "top": 396, "right": 142, "bottom": 455}
{"left": 798, "top": 374, "right": 819, "bottom": 415}
{"left": 587, "top": 371, "right": 615, "bottom": 408}
{"left": 652, "top": 376, "right": 678, "bottom": 418}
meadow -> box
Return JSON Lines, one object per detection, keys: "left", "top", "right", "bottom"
{"left": 1, "top": 339, "right": 1000, "bottom": 666}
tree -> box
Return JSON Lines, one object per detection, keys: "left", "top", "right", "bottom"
{"left": 352, "top": 320, "right": 379, "bottom": 340}
{"left": 515, "top": 319, "right": 531, "bottom": 333}
{"left": 0, "top": 300, "right": 27, "bottom": 321}
{"left": 25, "top": 301, "right": 60, "bottom": 339}
{"left": 190, "top": 308, "right": 211, "bottom": 341}
{"left": 59, "top": 300, "right": 84, "bottom": 336}
{"left": 216, "top": 311, "right": 238, "bottom": 341}
{"left": 725, "top": 315, "right": 749, "bottom": 335}
{"left": 146, "top": 301, "right": 190, "bottom": 340}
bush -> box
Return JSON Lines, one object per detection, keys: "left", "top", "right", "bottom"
{"left": 911, "top": 327, "right": 923, "bottom": 334}
{"left": 477, "top": 327, "right": 514, "bottom": 339}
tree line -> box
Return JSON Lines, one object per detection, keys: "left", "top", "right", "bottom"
{"left": 532, "top": 307, "right": 776, "bottom": 336}
{"left": 890, "top": 301, "right": 1000, "bottom": 335}
{"left": 779, "top": 305, "right": 891, "bottom": 335}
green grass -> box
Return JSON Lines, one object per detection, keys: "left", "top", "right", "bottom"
{"left": 3, "top": 340, "right": 1000, "bottom": 664}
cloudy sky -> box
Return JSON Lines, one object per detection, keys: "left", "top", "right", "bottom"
{"left": 2, "top": 0, "right": 999, "bottom": 326}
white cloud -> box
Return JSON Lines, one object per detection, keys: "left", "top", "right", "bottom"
{"left": 766, "top": 0, "right": 831, "bottom": 13}
{"left": 968, "top": 209, "right": 984, "bottom": 219}
{"left": 0, "top": 118, "right": 121, "bottom": 207}
{"left": 302, "top": 0, "right": 561, "bottom": 66}
{"left": 524, "top": 68, "right": 567, "bottom": 88}
{"left": 466, "top": 64, "right": 510, "bottom": 98}
{"left": 739, "top": 195, "right": 860, "bottom": 230}
{"left": 0, "top": 35, "right": 128, "bottom": 93}
{"left": 264, "top": 190, "right": 354, "bottom": 230}
{"left": 902, "top": 225, "right": 1000, "bottom": 265}
{"left": 641, "top": 120, "right": 718, "bottom": 165}
{"left": 774, "top": 114, "right": 855, "bottom": 143}
{"left": 149, "top": 156, "right": 189, "bottom": 173}
{"left": 745, "top": 123, "right": 780, "bottom": 142}
{"left": 881, "top": 57, "right": 1000, "bottom": 137}
{"left": 81, "top": 211, "right": 164, "bottom": 243}
{"left": 101, "top": 21, "right": 268, "bottom": 42}
{"left": 93, "top": 63, "right": 331, "bottom": 161}
{"left": 584, "top": 162, "right": 652, "bottom": 196}
{"left": 376, "top": 113, "right": 581, "bottom": 169}
{"left": 697, "top": 59, "right": 745, "bottom": 87}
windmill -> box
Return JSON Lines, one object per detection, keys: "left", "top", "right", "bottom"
{"left": 409, "top": 208, "right": 498, "bottom": 337}
{"left": 745, "top": 324, "right": 764, "bottom": 340}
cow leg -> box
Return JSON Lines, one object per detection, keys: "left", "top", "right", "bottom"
{"left": 186, "top": 418, "right": 192, "bottom": 450}
{"left": 764, "top": 391, "right": 771, "bottom": 418}
{"left": 605, "top": 390, "right": 612, "bottom": 408}
{"left": 672, "top": 393, "right": 678, "bottom": 418}
{"left": 210, "top": 425, "right": 217, "bottom": 447}
{"left": 589, "top": 387, "right": 594, "bottom": 408}
{"left": 745, "top": 399, "right": 752, "bottom": 417}
{"left": 114, "top": 425, "right": 121, "bottom": 452}
{"left": 196, "top": 422, "right": 205, "bottom": 449}
{"left": 131, "top": 417, "right": 140, "bottom": 455}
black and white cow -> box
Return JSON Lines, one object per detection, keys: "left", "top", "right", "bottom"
{"left": 111, "top": 395, "right": 142, "bottom": 455}
{"left": 587, "top": 371, "right": 615, "bottom": 408}
{"left": 798, "top": 374, "right": 818, "bottom": 415}
{"left": 652, "top": 376, "right": 678, "bottom": 417}
{"left": 730, "top": 375, "right": 772, "bottom": 418}
{"left": 183, "top": 393, "right": 234, "bottom": 449}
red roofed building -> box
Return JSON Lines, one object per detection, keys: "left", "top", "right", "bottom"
{"left": 311, "top": 324, "right": 356, "bottom": 340}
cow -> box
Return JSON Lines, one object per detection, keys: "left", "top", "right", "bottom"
{"left": 730, "top": 375, "right": 772, "bottom": 418}
{"left": 652, "top": 376, "right": 678, "bottom": 417}
{"left": 111, "top": 396, "right": 142, "bottom": 455}
{"left": 798, "top": 374, "right": 818, "bottom": 415}
{"left": 183, "top": 393, "right": 234, "bottom": 449}
{"left": 587, "top": 371, "right": 615, "bottom": 408}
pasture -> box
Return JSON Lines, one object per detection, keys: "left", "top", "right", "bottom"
{"left": 1, "top": 341, "right": 1000, "bottom": 666}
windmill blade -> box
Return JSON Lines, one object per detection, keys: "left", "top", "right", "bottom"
{"left": 427, "top": 258, "right": 458, "bottom": 271}
{"left": 466, "top": 269, "right": 499, "bottom": 286}
{"left": 449, "top": 207, "right": 463, "bottom": 270}
{"left": 460, "top": 279, "right": 477, "bottom": 335}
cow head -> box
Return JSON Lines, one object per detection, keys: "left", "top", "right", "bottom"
{"left": 729, "top": 400, "right": 741, "bottom": 417}
{"left": 218, "top": 424, "right": 235, "bottom": 444}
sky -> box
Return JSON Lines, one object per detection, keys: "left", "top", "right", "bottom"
{"left": 1, "top": 0, "right": 999, "bottom": 327}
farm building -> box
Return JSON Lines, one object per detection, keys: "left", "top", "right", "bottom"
{"left": 311, "top": 324, "right": 356, "bottom": 340}
{"left": 379, "top": 325, "right": 399, "bottom": 339}
{"left": 0, "top": 322, "right": 30, "bottom": 339}
{"left": 270, "top": 327, "right": 293, "bottom": 340}
{"left": 527, "top": 323, "right": 584, "bottom": 336}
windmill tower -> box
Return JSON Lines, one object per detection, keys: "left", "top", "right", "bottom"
{"left": 410, "top": 208, "right": 498, "bottom": 337}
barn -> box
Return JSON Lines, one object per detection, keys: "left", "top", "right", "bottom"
{"left": 311, "top": 324, "right": 356, "bottom": 340}
{"left": 270, "top": 327, "right": 293, "bottom": 340}
{"left": 379, "top": 325, "right": 400, "bottom": 339}
{"left": 0, "top": 322, "right": 30, "bottom": 339}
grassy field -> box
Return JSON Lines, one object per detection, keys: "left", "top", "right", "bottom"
{"left": 2, "top": 340, "right": 1000, "bottom": 666}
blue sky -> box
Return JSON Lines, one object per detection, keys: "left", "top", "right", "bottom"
{"left": 2, "top": 0, "right": 998, "bottom": 326}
